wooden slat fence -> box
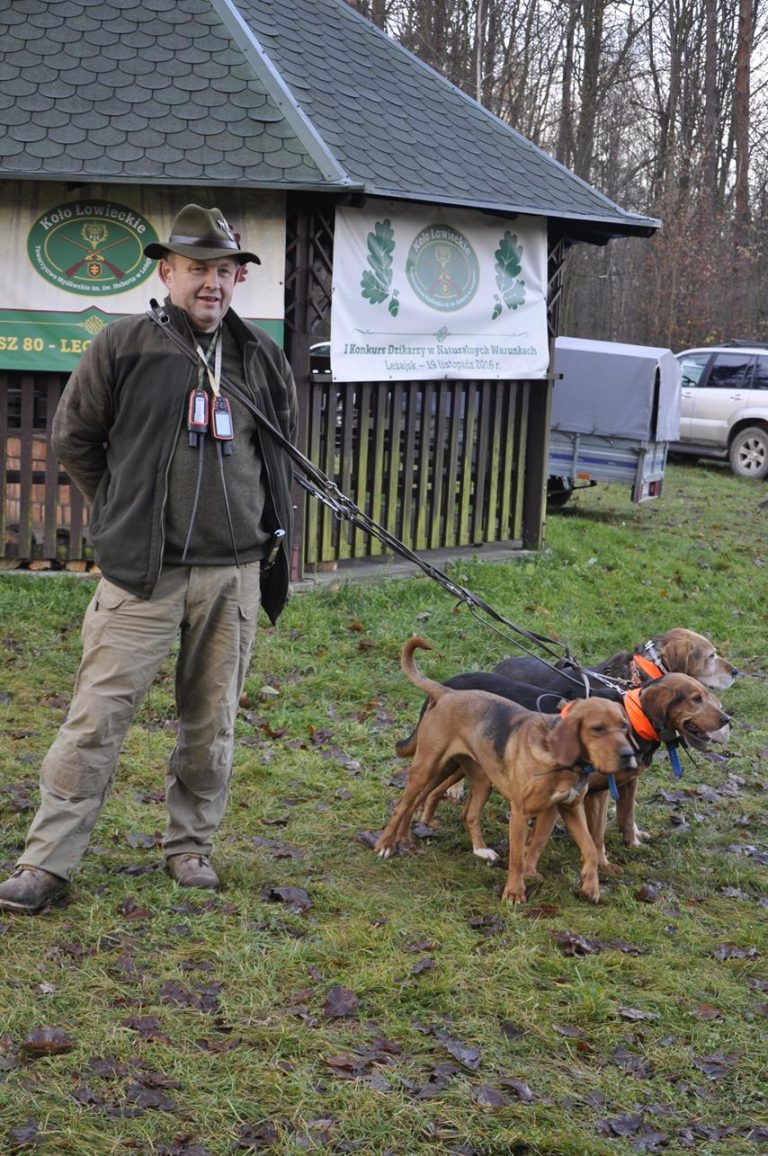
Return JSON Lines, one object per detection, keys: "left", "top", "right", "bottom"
{"left": 302, "top": 374, "right": 531, "bottom": 566}
{"left": 1, "top": 368, "right": 537, "bottom": 571}
{"left": 0, "top": 370, "right": 92, "bottom": 567}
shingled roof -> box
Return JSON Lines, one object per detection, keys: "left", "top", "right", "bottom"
{"left": 0, "top": 0, "right": 658, "bottom": 243}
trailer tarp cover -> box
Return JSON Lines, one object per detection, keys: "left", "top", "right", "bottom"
{"left": 551, "top": 336, "right": 681, "bottom": 442}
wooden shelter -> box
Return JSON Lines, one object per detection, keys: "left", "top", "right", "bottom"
{"left": 0, "top": 0, "right": 658, "bottom": 575}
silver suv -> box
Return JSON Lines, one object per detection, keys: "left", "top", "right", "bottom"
{"left": 670, "top": 343, "right": 768, "bottom": 478}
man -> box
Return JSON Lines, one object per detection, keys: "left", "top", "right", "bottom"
{"left": 0, "top": 205, "right": 297, "bottom": 914}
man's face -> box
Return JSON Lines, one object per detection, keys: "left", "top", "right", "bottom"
{"left": 159, "top": 253, "right": 242, "bottom": 332}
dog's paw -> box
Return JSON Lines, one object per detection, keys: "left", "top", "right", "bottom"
{"left": 473, "top": 847, "right": 499, "bottom": 862}
{"left": 600, "top": 861, "right": 623, "bottom": 877}
{"left": 523, "top": 866, "right": 544, "bottom": 881}
{"left": 445, "top": 782, "right": 465, "bottom": 803}
{"left": 501, "top": 884, "right": 526, "bottom": 904}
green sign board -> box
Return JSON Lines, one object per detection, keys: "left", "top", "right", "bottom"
{"left": 26, "top": 200, "right": 158, "bottom": 296}
{"left": 0, "top": 308, "right": 284, "bottom": 373}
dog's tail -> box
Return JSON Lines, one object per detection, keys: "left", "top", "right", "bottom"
{"left": 401, "top": 636, "right": 449, "bottom": 702}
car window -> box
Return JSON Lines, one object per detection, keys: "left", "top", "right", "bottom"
{"left": 678, "top": 353, "right": 710, "bottom": 386}
{"left": 705, "top": 353, "right": 751, "bottom": 388}
{"left": 752, "top": 356, "right": 768, "bottom": 390}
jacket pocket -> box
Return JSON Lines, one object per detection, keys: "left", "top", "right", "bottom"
{"left": 93, "top": 578, "right": 137, "bottom": 612}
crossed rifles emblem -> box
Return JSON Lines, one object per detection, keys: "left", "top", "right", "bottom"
{"left": 63, "top": 222, "right": 131, "bottom": 280}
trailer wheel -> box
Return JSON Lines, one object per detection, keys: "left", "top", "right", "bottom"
{"left": 546, "top": 477, "right": 573, "bottom": 511}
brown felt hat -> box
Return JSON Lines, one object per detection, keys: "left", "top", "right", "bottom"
{"left": 144, "top": 204, "right": 260, "bottom": 264}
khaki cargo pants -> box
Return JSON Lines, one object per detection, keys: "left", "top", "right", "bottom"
{"left": 19, "top": 563, "right": 261, "bottom": 881}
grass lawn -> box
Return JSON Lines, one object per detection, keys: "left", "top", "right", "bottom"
{"left": 0, "top": 460, "right": 766, "bottom": 1155}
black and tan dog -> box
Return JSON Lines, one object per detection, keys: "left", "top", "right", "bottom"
{"left": 494, "top": 627, "right": 738, "bottom": 697}
{"left": 396, "top": 626, "right": 736, "bottom": 832}
{"left": 375, "top": 638, "right": 637, "bottom": 904}
{"left": 523, "top": 673, "right": 731, "bottom": 879}
{"left": 420, "top": 669, "right": 731, "bottom": 871}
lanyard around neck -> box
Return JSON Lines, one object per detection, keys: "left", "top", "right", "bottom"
{"left": 194, "top": 326, "right": 223, "bottom": 398}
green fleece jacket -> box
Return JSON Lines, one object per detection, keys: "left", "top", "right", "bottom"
{"left": 51, "top": 300, "right": 298, "bottom": 623}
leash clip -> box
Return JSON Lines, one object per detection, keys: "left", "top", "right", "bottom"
{"left": 149, "top": 298, "right": 171, "bottom": 326}
{"left": 263, "top": 528, "right": 286, "bottom": 569}
{"left": 641, "top": 639, "right": 666, "bottom": 671}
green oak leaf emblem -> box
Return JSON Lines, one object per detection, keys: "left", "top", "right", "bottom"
{"left": 361, "top": 219, "right": 399, "bottom": 315}
{"left": 492, "top": 230, "right": 526, "bottom": 319}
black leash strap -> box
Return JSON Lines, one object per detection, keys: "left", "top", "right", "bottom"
{"left": 146, "top": 301, "right": 572, "bottom": 666}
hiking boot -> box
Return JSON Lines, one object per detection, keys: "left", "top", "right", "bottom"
{"left": 0, "top": 866, "right": 67, "bottom": 913}
{"left": 166, "top": 854, "right": 219, "bottom": 890}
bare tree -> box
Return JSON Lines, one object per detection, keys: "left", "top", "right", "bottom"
{"left": 379, "top": 0, "right": 768, "bottom": 346}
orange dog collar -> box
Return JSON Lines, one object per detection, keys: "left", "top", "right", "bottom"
{"left": 631, "top": 652, "right": 665, "bottom": 684}
{"left": 622, "top": 688, "right": 659, "bottom": 741}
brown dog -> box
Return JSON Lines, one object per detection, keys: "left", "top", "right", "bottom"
{"left": 404, "top": 626, "right": 736, "bottom": 830}
{"left": 589, "top": 628, "right": 738, "bottom": 690}
{"left": 494, "top": 627, "right": 738, "bottom": 696}
{"left": 523, "top": 673, "right": 731, "bottom": 880}
{"left": 375, "top": 638, "right": 637, "bottom": 904}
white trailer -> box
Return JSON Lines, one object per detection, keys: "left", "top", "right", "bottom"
{"left": 547, "top": 336, "right": 681, "bottom": 508}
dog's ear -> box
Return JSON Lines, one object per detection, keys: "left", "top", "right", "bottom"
{"left": 657, "top": 630, "right": 704, "bottom": 677}
{"left": 549, "top": 714, "right": 583, "bottom": 767}
{"left": 641, "top": 680, "right": 683, "bottom": 732}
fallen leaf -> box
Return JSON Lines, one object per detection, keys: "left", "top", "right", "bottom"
{"left": 468, "top": 913, "right": 505, "bottom": 937}
{"left": 261, "top": 885, "right": 312, "bottom": 911}
{"left": 116, "top": 897, "right": 152, "bottom": 920}
{"left": 323, "top": 985, "right": 358, "bottom": 1019}
{"left": 712, "top": 944, "right": 759, "bottom": 961}
{"left": 7, "top": 1119, "right": 41, "bottom": 1149}
{"left": 236, "top": 1121, "right": 279, "bottom": 1148}
{"left": 597, "top": 1114, "right": 645, "bottom": 1138}
{"left": 119, "top": 1016, "right": 171, "bottom": 1044}
{"left": 694, "top": 1052, "right": 739, "bottom": 1080}
{"left": 438, "top": 1035, "right": 482, "bottom": 1070}
{"left": 499, "top": 1075, "right": 535, "bottom": 1102}
{"left": 612, "top": 1045, "right": 653, "bottom": 1078}
{"left": 617, "top": 1006, "right": 660, "bottom": 1022}
{"left": 551, "top": 930, "right": 599, "bottom": 955}
{"left": 124, "top": 1082, "right": 176, "bottom": 1111}
{"left": 634, "top": 882, "right": 664, "bottom": 903}
{"left": 472, "top": 1084, "right": 508, "bottom": 1107}
{"left": 19, "top": 1026, "right": 74, "bottom": 1056}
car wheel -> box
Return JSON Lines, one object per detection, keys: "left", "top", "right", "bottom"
{"left": 728, "top": 426, "right": 768, "bottom": 479}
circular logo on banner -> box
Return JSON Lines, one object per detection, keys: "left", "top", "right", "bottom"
{"left": 27, "top": 201, "right": 159, "bottom": 295}
{"left": 405, "top": 224, "right": 480, "bottom": 312}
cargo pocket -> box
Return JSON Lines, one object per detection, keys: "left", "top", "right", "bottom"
{"left": 81, "top": 578, "right": 137, "bottom": 648}
{"left": 236, "top": 562, "right": 261, "bottom": 690}
{"left": 237, "top": 561, "right": 262, "bottom": 623}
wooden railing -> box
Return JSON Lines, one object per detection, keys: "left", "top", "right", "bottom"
{"left": 1, "top": 370, "right": 538, "bottom": 572}
{"left": 0, "top": 371, "right": 92, "bottom": 568}
{"left": 302, "top": 375, "right": 531, "bottom": 566}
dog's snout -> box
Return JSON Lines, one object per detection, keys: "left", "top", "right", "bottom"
{"left": 619, "top": 746, "right": 637, "bottom": 770}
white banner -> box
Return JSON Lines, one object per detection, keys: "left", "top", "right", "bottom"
{"left": 0, "top": 183, "right": 286, "bottom": 371}
{"left": 331, "top": 202, "right": 549, "bottom": 381}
